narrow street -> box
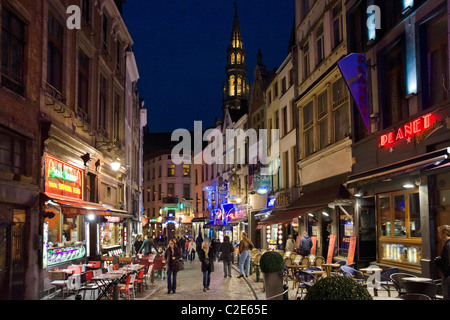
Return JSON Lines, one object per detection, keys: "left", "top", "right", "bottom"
{"left": 140, "top": 258, "right": 258, "bottom": 300}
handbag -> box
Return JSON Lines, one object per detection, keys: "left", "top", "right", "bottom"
{"left": 172, "top": 258, "right": 184, "bottom": 272}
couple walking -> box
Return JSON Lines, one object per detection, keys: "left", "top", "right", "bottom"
{"left": 198, "top": 235, "right": 236, "bottom": 291}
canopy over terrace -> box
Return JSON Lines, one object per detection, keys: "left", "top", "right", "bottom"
{"left": 257, "top": 179, "right": 353, "bottom": 229}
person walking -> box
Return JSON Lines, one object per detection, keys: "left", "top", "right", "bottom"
{"left": 285, "top": 235, "right": 296, "bottom": 252}
{"left": 219, "top": 236, "right": 234, "bottom": 278}
{"left": 139, "top": 235, "right": 155, "bottom": 256}
{"left": 178, "top": 236, "right": 186, "bottom": 260}
{"left": 299, "top": 231, "right": 313, "bottom": 256}
{"left": 164, "top": 239, "right": 182, "bottom": 294}
{"left": 184, "top": 237, "right": 189, "bottom": 260}
{"left": 198, "top": 241, "right": 214, "bottom": 292}
{"left": 437, "top": 225, "right": 450, "bottom": 300}
{"left": 237, "top": 232, "right": 254, "bottom": 278}
{"left": 133, "top": 235, "right": 143, "bottom": 255}
{"left": 196, "top": 234, "right": 203, "bottom": 255}
{"left": 188, "top": 238, "right": 196, "bottom": 261}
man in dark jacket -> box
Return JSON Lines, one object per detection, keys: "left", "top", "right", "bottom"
{"left": 438, "top": 225, "right": 450, "bottom": 300}
{"left": 300, "top": 231, "right": 313, "bottom": 256}
{"left": 139, "top": 235, "right": 156, "bottom": 256}
{"left": 219, "top": 236, "right": 234, "bottom": 278}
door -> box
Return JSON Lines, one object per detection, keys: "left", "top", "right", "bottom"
{"left": 358, "top": 197, "right": 377, "bottom": 265}
{"left": 0, "top": 221, "right": 11, "bottom": 299}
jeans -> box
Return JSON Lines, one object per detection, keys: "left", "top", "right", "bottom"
{"left": 190, "top": 251, "right": 195, "bottom": 261}
{"left": 223, "top": 260, "right": 232, "bottom": 277}
{"left": 167, "top": 269, "right": 177, "bottom": 292}
{"left": 203, "top": 270, "right": 211, "bottom": 288}
{"left": 239, "top": 250, "right": 251, "bottom": 276}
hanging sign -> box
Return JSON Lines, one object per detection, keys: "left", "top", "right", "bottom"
{"left": 338, "top": 53, "right": 370, "bottom": 133}
{"left": 347, "top": 236, "right": 357, "bottom": 265}
{"left": 327, "top": 234, "right": 336, "bottom": 264}
{"left": 45, "top": 155, "right": 84, "bottom": 201}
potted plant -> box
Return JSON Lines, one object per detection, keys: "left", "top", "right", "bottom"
{"left": 304, "top": 275, "right": 373, "bottom": 300}
{"left": 260, "top": 251, "right": 285, "bottom": 300}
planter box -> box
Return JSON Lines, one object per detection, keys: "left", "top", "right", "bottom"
{"left": 263, "top": 271, "right": 284, "bottom": 300}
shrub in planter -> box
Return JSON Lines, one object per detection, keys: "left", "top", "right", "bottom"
{"left": 260, "top": 251, "right": 285, "bottom": 300}
{"left": 304, "top": 276, "right": 372, "bottom": 300}
{"left": 260, "top": 251, "right": 284, "bottom": 273}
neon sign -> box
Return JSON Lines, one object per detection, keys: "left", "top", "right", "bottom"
{"left": 45, "top": 155, "right": 84, "bottom": 201}
{"left": 380, "top": 113, "right": 436, "bottom": 148}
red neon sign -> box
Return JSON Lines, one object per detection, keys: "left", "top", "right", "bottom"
{"left": 380, "top": 113, "right": 435, "bottom": 148}
{"left": 45, "top": 155, "right": 84, "bottom": 201}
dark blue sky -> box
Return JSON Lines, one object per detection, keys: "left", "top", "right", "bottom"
{"left": 122, "top": 0, "right": 294, "bottom": 133}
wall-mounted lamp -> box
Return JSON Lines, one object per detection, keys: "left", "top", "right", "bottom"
{"left": 81, "top": 153, "right": 91, "bottom": 166}
{"left": 95, "top": 159, "right": 101, "bottom": 171}
{"left": 111, "top": 158, "right": 121, "bottom": 171}
{"left": 87, "top": 213, "right": 96, "bottom": 221}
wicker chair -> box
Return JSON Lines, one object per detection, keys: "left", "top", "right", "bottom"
{"left": 390, "top": 273, "right": 418, "bottom": 296}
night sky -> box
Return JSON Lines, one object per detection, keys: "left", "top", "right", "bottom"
{"left": 122, "top": 0, "right": 294, "bottom": 133}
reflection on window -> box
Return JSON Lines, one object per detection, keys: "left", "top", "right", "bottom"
{"left": 394, "top": 195, "right": 406, "bottom": 236}
{"left": 380, "top": 197, "right": 391, "bottom": 236}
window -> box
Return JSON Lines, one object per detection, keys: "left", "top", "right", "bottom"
{"left": 0, "top": 127, "right": 27, "bottom": 175}
{"left": 303, "top": 101, "right": 314, "bottom": 157}
{"left": 303, "top": 41, "right": 310, "bottom": 79}
{"left": 167, "top": 164, "right": 175, "bottom": 177}
{"left": 158, "top": 184, "right": 161, "bottom": 200}
{"left": 422, "top": 12, "right": 448, "bottom": 108}
{"left": 82, "top": 0, "right": 91, "bottom": 22}
{"left": 99, "top": 75, "right": 107, "bottom": 136}
{"left": 102, "top": 14, "right": 109, "bottom": 52}
{"left": 113, "top": 92, "right": 121, "bottom": 142}
{"left": 282, "top": 106, "right": 288, "bottom": 136}
{"left": 318, "top": 90, "right": 328, "bottom": 150}
{"left": 237, "top": 77, "right": 242, "bottom": 95}
{"left": 1, "top": 8, "right": 25, "bottom": 95}
{"left": 158, "top": 166, "right": 161, "bottom": 178}
{"left": 167, "top": 183, "right": 174, "bottom": 196}
{"left": 332, "top": 2, "right": 343, "bottom": 48}
{"left": 47, "top": 13, "right": 63, "bottom": 94}
{"left": 152, "top": 185, "right": 155, "bottom": 201}
{"left": 378, "top": 190, "right": 422, "bottom": 267}
{"left": 315, "top": 23, "right": 325, "bottom": 65}
{"left": 78, "top": 50, "right": 90, "bottom": 122}
{"left": 332, "top": 78, "right": 350, "bottom": 141}
{"left": 183, "top": 184, "right": 190, "bottom": 199}
{"left": 381, "top": 39, "right": 406, "bottom": 128}
{"left": 273, "top": 82, "right": 278, "bottom": 98}
{"left": 284, "top": 151, "right": 289, "bottom": 188}
{"left": 229, "top": 75, "right": 235, "bottom": 96}
{"left": 183, "top": 164, "right": 191, "bottom": 177}
{"left": 195, "top": 169, "right": 198, "bottom": 185}
{"left": 281, "top": 77, "right": 287, "bottom": 95}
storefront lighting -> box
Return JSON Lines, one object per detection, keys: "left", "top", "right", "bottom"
{"left": 236, "top": 197, "right": 242, "bottom": 204}
{"left": 87, "top": 213, "right": 96, "bottom": 221}
{"left": 403, "top": 183, "right": 415, "bottom": 189}
{"left": 111, "top": 158, "right": 121, "bottom": 171}
{"left": 354, "top": 192, "right": 362, "bottom": 197}
{"left": 322, "top": 212, "right": 329, "bottom": 217}
{"left": 308, "top": 213, "right": 314, "bottom": 217}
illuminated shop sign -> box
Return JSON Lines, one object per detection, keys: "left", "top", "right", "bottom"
{"left": 45, "top": 155, "right": 84, "bottom": 201}
{"left": 379, "top": 113, "right": 437, "bottom": 148}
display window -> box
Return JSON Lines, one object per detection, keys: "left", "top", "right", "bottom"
{"left": 100, "top": 220, "right": 123, "bottom": 250}
{"left": 377, "top": 190, "right": 422, "bottom": 268}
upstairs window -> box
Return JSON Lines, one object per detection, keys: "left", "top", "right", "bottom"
{"left": 1, "top": 8, "right": 25, "bottom": 95}
{"left": 47, "top": 13, "right": 63, "bottom": 95}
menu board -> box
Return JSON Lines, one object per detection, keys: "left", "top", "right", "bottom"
{"left": 45, "top": 155, "right": 84, "bottom": 201}
{"left": 311, "top": 236, "right": 317, "bottom": 255}
{"left": 327, "top": 234, "right": 336, "bottom": 264}
{"left": 347, "top": 236, "right": 357, "bottom": 265}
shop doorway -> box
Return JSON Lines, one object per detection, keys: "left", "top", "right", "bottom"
{"left": 436, "top": 208, "right": 450, "bottom": 254}
{"left": 357, "top": 198, "right": 376, "bottom": 266}
{"left": 321, "top": 216, "right": 332, "bottom": 257}
{"left": 0, "top": 221, "right": 11, "bottom": 299}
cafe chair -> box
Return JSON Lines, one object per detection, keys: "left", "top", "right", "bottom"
{"left": 295, "top": 271, "right": 316, "bottom": 299}
{"left": 113, "top": 264, "right": 119, "bottom": 271}
{"left": 301, "top": 257, "right": 310, "bottom": 268}
{"left": 399, "top": 293, "right": 431, "bottom": 300}
{"left": 330, "top": 260, "right": 347, "bottom": 276}
{"left": 48, "top": 271, "right": 70, "bottom": 299}
{"left": 153, "top": 256, "right": 166, "bottom": 280}
{"left": 252, "top": 253, "right": 262, "bottom": 282}
{"left": 118, "top": 274, "right": 136, "bottom": 300}
{"left": 374, "top": 267, "right": 398, "bottom": 297}
{"left": 67, "top": 265, "right": 82, "bottom": 274}
{"left": 340, "top": 266, "right": 365, "bottom": 284}
{"left": 390, "top": 273, "right": 418, "bottom": 296}
{"left": 134, "top": 269, "right": 145, "bottom": 294}
{"left": 314, "top": 256, "right": 325, "bottom": 267}
{"left": 78, "top": 271, "right": 99, "bottom": 300}
{"left": 306, "top": 266, "right": 323, "bottom": 272}
{"left": 308, "top": 254, "right": 316, "bottom": 266}
{"left": 403, "top": 281, "right": 438, "bottom": 299}
{"left": 283, "top": 265, "right": 293, "bottom": 285}
{"left": 144, "top": 265, "right": 154, "bottom": 289}
{"left": 88, "top": 261, "right": 101, "bottom": 269}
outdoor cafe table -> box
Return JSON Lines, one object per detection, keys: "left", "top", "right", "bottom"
{"left": 92, "top": 273, "right": 124, "bottom": 300}
{"left": 308, "top": 270, "right": 325, "bottom": 283}
{"left": 322, "top": 264, "right": 341, "bottom": 277}
{"left": 402, "top": 277, "right": 433, "bottom": 283}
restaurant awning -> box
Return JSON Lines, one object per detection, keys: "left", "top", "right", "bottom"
{"left": 46, "top": 194, "right": 133, "bottom": 218}
{"left": 228, "top": 217, "right": 247, "bottom": 225}
{"left": 346, "top": 147, "right": 450, "bottom": 188}
{"left": 257, "top": 176, "right": 352, "bottom": 229}
{"left": 191, "top": 217, "right": 208, "bottom": 222}
{"left": 204, "top": 222, "right": 224, "bottom": 230}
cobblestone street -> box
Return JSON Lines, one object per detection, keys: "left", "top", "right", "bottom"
{"left": 139, "top": 258, "right": 259, "bottom": 300}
